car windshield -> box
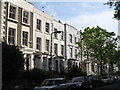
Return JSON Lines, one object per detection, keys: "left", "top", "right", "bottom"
{"left": 89, "top": 76, "right": 97, "bottom": 80}
{"left": 41, "top": 79, "right": 65, "bottom": 86}
{"left": 101, "top": 77, "right": 108, "bottom": 79}
{"left": 72, "top": 77, "right": 84, "bottom": 83}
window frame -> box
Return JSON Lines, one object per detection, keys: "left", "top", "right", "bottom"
{"left": 61, "top": 45, "right": 64, "bottom": 56}
{"left": 54, "top": 43, "right": 58, "bottom": 55}
{"left": 9, "top": 5, "right": 16, "bottom": 19}
{"left": 75, "top": 37, "right": 77, "bottom": 43}
{"left": 70, "top": 47, "right": 73, "bottom": 58}
{"left": 8, "top": 27, "right": 16, "bottom": 45}
{"left": 22, "top": 10, "right": 30, "bottom": 24}
{"left": 36, "top": 37, "right": 41, "bottom": 50}
{"left": 69, "top": 34, "right": 72, "bottom": 43}
{"left": 61, "top": 31, "right": 64, "bottom": 40}
{"left": 54, "top": 28, "right": 58, "bottom": 39}
{"left": 8, "top": 3, "right": 18, "bottom": 21}
{"left": 75, "top": 49, "right": 77, "bottom": 59}
{"left": 22, "top": 31, "right": 28, "bottom": 46}
{"left": 36, "top": 19, "right": 41, "bottom": 31}
{"left": 45, "top": 22, "right": 50, "bottom": 33}
{"left": 46, "top": 39, "right": 49, "bottom": 52}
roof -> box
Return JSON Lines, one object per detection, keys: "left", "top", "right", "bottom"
{"left": 46, "top": 78, "right": 65, "bottom": 80}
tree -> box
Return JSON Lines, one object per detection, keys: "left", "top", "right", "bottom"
{"left": 104, "top": 37, "right": 117, "bottom": 73}
{"left": 23, "top": 68, "right": 51, "bottom": 86}
{"left": 106, "top": 1, "right": 120, "bottom": 20}
{"left": 77, "top": 26, "right": 117, "bottom": 76}
{"left": 2, "top": 42, "right": 24, "bottom": 89}
{"left": 115, "top": 50, "right": 120, "bottom": 72}
{"left": 67, "top": 66, "right": 86, "bottom": 79}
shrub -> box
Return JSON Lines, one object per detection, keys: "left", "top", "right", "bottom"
{"left": 23, "top": 68, "right": 51, "bottom": 86}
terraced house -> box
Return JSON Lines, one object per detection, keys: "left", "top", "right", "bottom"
{"left": 0, "top": 0, "right": 99, "bottom": 75}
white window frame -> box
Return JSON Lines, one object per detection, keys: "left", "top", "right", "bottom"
{"left": 54, "top": 28, "right": 58, "bottom": 38}
{"left": 36, "top": 19, "right": 41, "bottom": 31}
{"left": 61, "top": 31, "right": 64, "bottom": 40}
{"left": 75, "top": 37, "right": 77, "bottom": 43}
{"left": 22, "top": 9, "right": 30, "bottom": 25}
{"left": 8, "top": 27, "right": 16, "bottom": 45}
{"left": 70, "top": 47, "right": 73, "bottom": 58}
{"left": 36, "top": 37, "right": 41, "bottom": 50}
{"left": 46, "top": 39, "right": 49, "bottom": 52}
{"left": 75, "top": 49, "right": 77, "bottom": 59}
{"left": 69, "top": 34, "right": 72, "bottom": 43}
{"left": 8, "top": 3, "right": 18, "bottom": 21}
{"left": 22, "top": 31, "right": 28, "bottom": 46}
{"left": 61, "top": 45, "right": 64, "bottom": 56}
{"left": 45, "top": 22, "right": 50, "bottom": 33}
{"left": 54, "top": 43, "right": 58, "bottom": 55}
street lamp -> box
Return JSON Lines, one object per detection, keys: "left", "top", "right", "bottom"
{"left": 50, "top": 31, "right": 63, "bottom": 71}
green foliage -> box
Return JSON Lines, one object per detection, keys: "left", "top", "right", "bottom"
{"left": 22, "top": 68, "right": 63, "bottom": 86}
{"left": 2, "top": 42, "right": 24, "bottom": 88}
{"left": 106, "top": 1, "right": 120, "bottom": 20}
{"left": 22, "top": 68, "right": 51, "bottom": 86}
{"left": 81, "top": 26, "right": 116, "bottom": 62}
{"left": 115, "top": 50, "right": 120, "bottom": 68}
{"left": 67, "top": 66, "right": 87, "bottom": 80}
{"left": 77, "top": 26, "right": 117, "bottom": 75}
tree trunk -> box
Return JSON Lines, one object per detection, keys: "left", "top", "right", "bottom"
{"left": 110, "top": 63, "right": 114, "bottom": 74}
{"left": 100, "top": 60, "right": 103, "bottom": 76}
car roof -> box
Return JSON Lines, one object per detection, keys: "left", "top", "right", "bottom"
{"left": 73, "top": 76, "right": 86, "bottom": 79}
{"left": 46, "top": 78, "right": 65, "bottom": 80}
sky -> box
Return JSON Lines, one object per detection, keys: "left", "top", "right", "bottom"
{"left": 27, "top": 0, "right": 118, "bottom": 34}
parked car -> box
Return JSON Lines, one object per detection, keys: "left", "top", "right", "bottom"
{"left": 71, "top": 76, "right": 92, "bottom": 90}
{"left": 34, "top": 78, "right": 67, "bottom": 90}
{"left": 113, "top": 76, "right": 119, "bottom": 83}
{"left": 55, "top": 76, "right": 92, "bottom": 90}
{"left": 89, "top": 76, "right": 103, "bottom": 88}
{"left": 109, "top": 76, "right": 116, "bottom": 84}
{"left": 101, "top": 76, "right": 113, "bottom": 85}
{"left": 54, "top": 82, "right": 78, "bottom": 90}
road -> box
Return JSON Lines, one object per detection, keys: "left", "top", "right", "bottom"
{"left": 92, "top": 82, "right": 120, "bottom": 90}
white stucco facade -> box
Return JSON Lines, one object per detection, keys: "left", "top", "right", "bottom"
{"left": 33, "top": 8, "right": 53, "bottom": 70}
{"left": 1, "top": 0, "right": 99, "bottom": 75}
{"left": 3, "top": 0, "right": 35, "bottom": 70}
{"left": 0, "top": 0, "right": 6, "bottom": 42}
{"left": 53, "top": 20, "right": 65, "bottom": 72}
{"left": 64, "top": 24, "right": 80, "bottom": 71}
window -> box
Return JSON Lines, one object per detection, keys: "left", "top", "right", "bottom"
{"left": 9, "top": 5, "right": 16, "bottom": 19}
{"left": 69, "top": 34, "right": 72, "bottom": 43}
{"left": 46, "top": 39, "right": 49, "bottom": 52}
{"left": 54, "top": 44, "right": 58, "bottom": 55}
{"left": 54, "top": 28, "right": 57, "bottom": 38}
{"left": 61, "top": 45, "right": 64, "bottom": 56}
{"left": 119, "top": 45, "right": 120, "bottom": 49}
{"left": 22, "top": 31, "right": 28, "bottom": 46}
{"left": 118, "top": 35, "right": 120, "bottom": 39}
{"left": 36, "top": 37, "right": 41, "bottom": 50}
{"left": 23, "top": 10, "right": 29, "bottom": 24}
{"left": 70, "top": 48, "right": 73, "bottom": 57}
{"left": 55, "top": 60, "right": 58, "bottom": 71}
{"left": 75, "top": 37, "right": 77, "bottom": 43}
{"left": 36, "top": 19, "right": 41, "bottom": 30}
{"left": 45, "top": 22, "right": 49, "bottom": 33}
{"left": 61, "top": 32, "right": 64, "bottom": 40}
{"left": 60, "top": 60, "right": 64, "bottom": 72}
{"left": 8, "top": 28, "right": 15, "bottom": 45}
{"left": 75, "top": 49, "right": 77, "bottom": 59}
